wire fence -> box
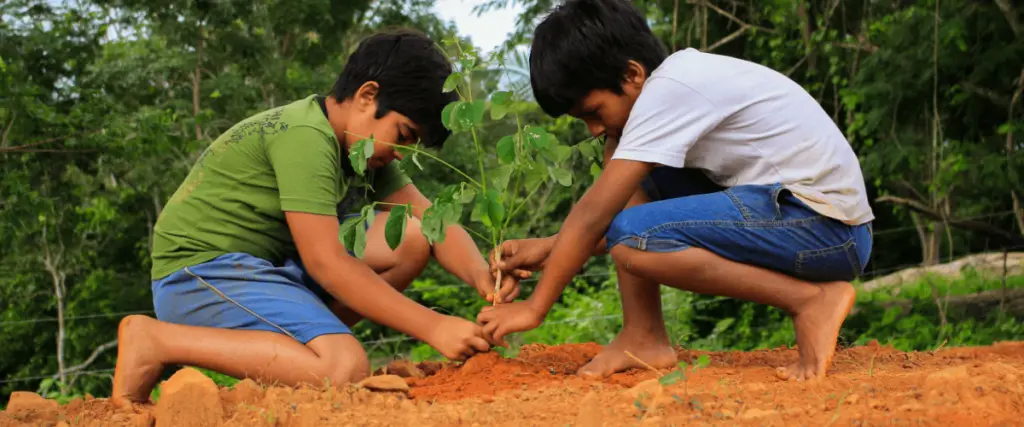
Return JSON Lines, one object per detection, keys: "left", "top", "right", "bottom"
{"left": 1, "top": 210, "right": 1021, "bottom": 385}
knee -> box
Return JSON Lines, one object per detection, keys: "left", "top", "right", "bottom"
{"left": 606, "top": 207, "right": 647, "bottom": 251}
{"left": 395, "top": 216, "right": 430, "bottom": 271}
{"left": 325, "top": 352, "right": 370, "bottom": 386}
{"left": 366, "top": 212, "right": 430, "bottom": 274}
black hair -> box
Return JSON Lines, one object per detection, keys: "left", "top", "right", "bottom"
{"left": 529, "top": 0, "right": 668, "bottom": 117}
{"left": 332, "top": 28, "right": 458, "bottom": 148}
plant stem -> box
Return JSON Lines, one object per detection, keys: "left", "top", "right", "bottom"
{"left": 342, "top": 131, "right": 482, "bottom": 189}
{"left": 460, "top": 225, "right": 491, "bottom": 242}
{"left": 372, "top": 201, "right": 424, "bottom": 213}
{"left": 506, "top": 181, "right": 544, "bottom": 227}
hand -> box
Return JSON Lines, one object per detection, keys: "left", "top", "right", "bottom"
{"left": 425, "top": 315, "right": 493, "bottom": 361}
{"left": 489, "top": 237, "right": 555, "bottom": 273}
{"left": 473, "top": 268, "right": 530, "bottom": 304}
{"left": 476, "top": 300, "right": 545, "bottom": 346}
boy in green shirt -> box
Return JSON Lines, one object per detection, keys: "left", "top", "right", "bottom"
{"left": 112, "top": 29, "right": 513, "bottom": 408}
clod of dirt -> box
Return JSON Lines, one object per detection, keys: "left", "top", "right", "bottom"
{"left": 5, "top": 391, "right": 60, "bottom": 423}
{"left": 155, "top": 367, "right": 224, "bottom": 427}
{"left": 378, "top": 359, "right": 426, "bottom": 379}
{"left": 220, "top": 378, "right": 264, "bottom": 407}
{"left": 626, "top": 379, "right": 663, "bottom": 400}
{"left": 460, "top": 351, "right": 503, "bottom": 375}
{"left": 358, "top": 375, "right": 410, "bottom": 392}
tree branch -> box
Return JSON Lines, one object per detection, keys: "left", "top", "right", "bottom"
{"left": 995, "top": 0, "right": 1019, "bottom": 37}
{"left": 1, "top": 113, "right": 14, "bottom": 148}
{"left": 707, "top": 25, "right": 749, "bottom": 52}
{"left": 690, "top": 0, "right": 776, "bottom": 33}
{"left": 62, "top": 339, "right": 118, "bottom": 376}
{"left": 877, "top": 195, "right": 1024, "bottom": 245}
{"left": 0, "top": 129, "right": 105, "bottom": 153}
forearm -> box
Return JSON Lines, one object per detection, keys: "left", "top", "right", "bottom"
{"left": 589, "top": 185, "right": 649, "bottom": 256}
{"left": 309, "top": 252, "right": 442, "bottom": 341}
{"left": 528, "top": 202, "right": 612, "bottom": 314}
{"left": 431, "top": 225, "right": 490, "bottom": 286}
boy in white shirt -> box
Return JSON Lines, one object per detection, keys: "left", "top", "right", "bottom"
{"left": 478, "top": 0, "right": 874, "bottom": 381}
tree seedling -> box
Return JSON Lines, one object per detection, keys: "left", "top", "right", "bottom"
{"left": 659, "top": 354, "right": 712, "bottom": 410}
{"left": 342, "top": 37, "right": 603, "bottom": 305}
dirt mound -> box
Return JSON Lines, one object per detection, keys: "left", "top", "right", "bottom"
{"left": 4, "top": 341, "right": 1024, "bottom": 426}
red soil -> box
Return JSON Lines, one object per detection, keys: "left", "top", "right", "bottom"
{"left": 4, "top": 341, "right": 1024, "bottom": 426}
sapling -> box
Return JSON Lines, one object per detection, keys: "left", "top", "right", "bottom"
{"left": 340, "top": 37, "right": 604, "bottom": 305}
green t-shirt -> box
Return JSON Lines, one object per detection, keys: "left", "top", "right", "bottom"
{"left": 151, "top": 95, "right": 412, "bottom": 280}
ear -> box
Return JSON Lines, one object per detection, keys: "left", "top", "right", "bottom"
{"left": 354, "top": 81, "right": 380, "bottom": 112}
{"left": 621, "top": 60, "right": 648, "bottom": 90}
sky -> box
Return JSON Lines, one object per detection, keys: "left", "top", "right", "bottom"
{"left": 432, "top": 0, "right": 523, "bottom": 54}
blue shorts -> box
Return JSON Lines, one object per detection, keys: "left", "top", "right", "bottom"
{"left": 606, "top": 167, "right": 873, "bottom": 282}
{"left": 151, "top": 214, "right": 369, "bottom": 344}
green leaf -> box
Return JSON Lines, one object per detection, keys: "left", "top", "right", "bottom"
{"left": 458, "top": 184, "right": 477, "bottom": 204}
{"left": 443, "top": 72, "right": 462, "bottom": 92}
{"left": 523, "top": 160, "right": 550, "bottom": 190}
{"left": 421, "top": 207, "right": 445, "bottom": 244}
{"left": 490, "top": 103, "right": 508, "bottom": 120}
{"left": 491, "top": 165, "right": 514, "bottom": 191}
{"left": 384, "top": 205, "right": 409, "bottom": 251}
{"left": 361, "top": 204, "right": 376, "bottom": 227}
{"left": 997, "top": 123, "right": 1011, "bottom": 135}
{"left": 348, "top": 138, "right": 374, "bottom": 176}
{"left": 589, "top": 162, "right": 602, "bottom": 179}
{"left": 523, "top": 126, "right": 549, "bottom": 150}
{"left": 468, "top": 100, "right": 486, "bottom": 125}
{"left": 695, "top": 354, "right": 711, "bottom": 369}
{"left": 551, "top": 145, "right": 573, "bottom": 163}
{"left": 485, "top": 188, "right": 505, "bottom": 226}
{"left": 441, "top": 102, "right": 457, "bottom": 131}
{"left": 577, "top": 140, "right": 598, "bottom": 160}
{"left": 496, "top": 135, "right": 516, "bottom": 164}
{"left": 411, "top": 152, "right": 424, "bottom": 170}
{"left": 491, "top": 91, "right": 512, "bottom": 105}
{"left": 352, "top": 219, "right": 368, "bottom": 258}
{"left": 658, "top": 370, "right": 684, "bottom": 386}
{"left": 552, "top": 167, "right": 573, "bottom": 187}
{"left": 471, "top": 194, "right": 486, "bottom": 224}
{"left": 449, "top": 101, "right": 486, "bottom": 132}
{"left": 210, "top": 90, "right": 221, "bottom": 99}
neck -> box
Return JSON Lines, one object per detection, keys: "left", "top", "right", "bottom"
{"left": 324, "top": 96, "right": 351, "bottom": 149}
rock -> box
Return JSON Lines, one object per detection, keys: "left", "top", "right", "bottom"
{"left": 358, "top": 375, "right": 410, "bottom": 392}
{"left": 155, "top": 367, "right": 224, "bottom": 427}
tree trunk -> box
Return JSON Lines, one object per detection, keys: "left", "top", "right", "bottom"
{"left": 1008, "top": 68, "right": 1023, "bottom": 235}
{"left": 41, "top": 224, "right": 67, "bottom": 392}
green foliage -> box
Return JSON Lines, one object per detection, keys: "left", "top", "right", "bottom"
{"left": 343, "top": 36, "right": 598, "bottom": 271}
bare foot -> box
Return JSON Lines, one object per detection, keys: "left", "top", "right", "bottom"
{"left": 111, "top": 315, "right": 167, "bottom": 410}
{"left": 776, "top": 281, "right": 856, "bottom": 381}
{"left": 577, "top": 329, "right": 678, "bottom": 379}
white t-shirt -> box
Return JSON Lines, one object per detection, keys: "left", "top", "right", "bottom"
{"left": 612, "top": 48, "right": 874, "bottom": 225}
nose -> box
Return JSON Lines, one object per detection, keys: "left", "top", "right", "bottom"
{"left": 587, "top": 122, "right": 606, "bottom": 138}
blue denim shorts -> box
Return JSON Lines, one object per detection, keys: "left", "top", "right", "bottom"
{"left": 151, "top": 213, "right": 370, "bottom": 344}
{"left": 606, "top": 167, "right": 873, "bottom": 282}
